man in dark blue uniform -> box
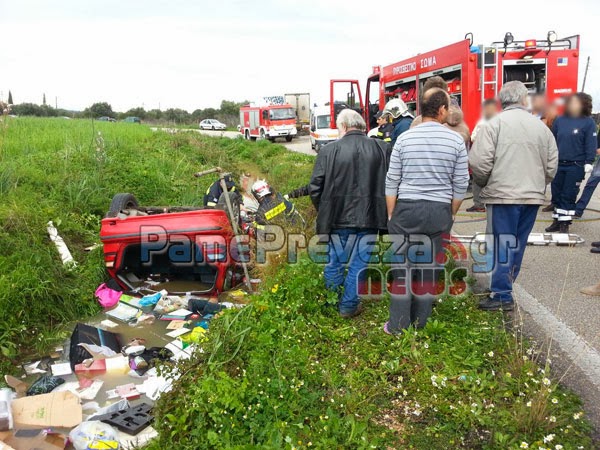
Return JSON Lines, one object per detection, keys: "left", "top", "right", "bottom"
{"left": 546, "top": 93, "right": 597, "bottom": 233}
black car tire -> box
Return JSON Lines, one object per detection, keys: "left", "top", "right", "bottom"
{"left": 106, "top": 193, "right": 139, "bottom": 218}
{"left": 285, "top": 135, "right": 293, "bottom": 142}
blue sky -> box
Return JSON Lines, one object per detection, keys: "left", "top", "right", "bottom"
{"left": 1, "top": 0, "right": 599, "bottom": 112}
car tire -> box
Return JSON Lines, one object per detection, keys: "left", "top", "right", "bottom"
{"left": 285, "top": 136, "right": 293, "bottom": 142}
{"left": 106, "top": 193, "right": 139, "bottom": 218}
{"left": 260, "top": 129, "right": 266, "bottom": 140}
{"left": 245, "top": 130, "right": 250, "bottom": 140}
{"left": 212, "top": 126, "right": 216, "bottom": 130}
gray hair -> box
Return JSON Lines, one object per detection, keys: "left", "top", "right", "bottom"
{"left": 498, "top": 81, "right": 529, "bottom": 109}
{"left": 336, "top": 109, "right": 366, "bottom": 131}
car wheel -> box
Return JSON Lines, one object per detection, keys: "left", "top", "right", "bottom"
{"left": 106, "top": 193, "right": 139, "bottom": 218}
{"left": 245, "top": 130, "right": 250, "bottom": 140}
{"left": 212, "top": 126, "right": 216, "bottom": 130}
{"left": 285, "top": 136, "right": 293, "bottom": 142}
{"left": 260, "top": 129, "right": 266, "bottom": 140}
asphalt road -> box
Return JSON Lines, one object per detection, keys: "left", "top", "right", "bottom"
{"left": 455, "top": 179, "right": 600, "bottom": 438}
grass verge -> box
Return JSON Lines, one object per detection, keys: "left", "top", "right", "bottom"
{"left": 0, "top": 117, "right": 313, "bottom": 373}
{"left": 149, "top": 258, "right": 592, "bottom": 449}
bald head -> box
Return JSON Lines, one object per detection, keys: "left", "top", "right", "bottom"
{"left": 421, "top": 88, "right": 450, "bottom": 120}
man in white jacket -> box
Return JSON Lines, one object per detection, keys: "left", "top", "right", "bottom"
{"left": 470, "top": 81, "right": 558, "bottom": 311}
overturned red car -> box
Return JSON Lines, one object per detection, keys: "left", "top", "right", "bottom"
{"left": 100, "top": 193, "right": 246, "bottom": 296}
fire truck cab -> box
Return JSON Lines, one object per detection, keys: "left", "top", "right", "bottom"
{"left": 330, "top": 33, "right": 580, "bottom": 131}
{"left": 239, "top": 102, "right": 298, "bottom": 142}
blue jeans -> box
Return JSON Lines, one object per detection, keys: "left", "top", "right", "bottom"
{"left": 487, "top": 204, "right": 539, "bottom": 302}
{"left": 575, "top": 166, "right": 600, "bottom": 216}
{"left": 324, "top": 228, "right": 376, "bottom": 314}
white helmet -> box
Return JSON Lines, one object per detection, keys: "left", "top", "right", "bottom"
{"left": 382, "top": 98, "right": 410, "bottom": 119}
{"left": 251, "top": 179, "right": 272, "bottom": 199}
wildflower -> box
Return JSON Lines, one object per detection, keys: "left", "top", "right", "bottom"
{"left": 487, "top": 351, "right": 494, "bottom": 357}
{"left": 551, "top": 398, "right": 559, "bottom": 404}
{"left": 549, "top": 415, "right": 556, "bottom": 423}
{"left": 506, "top": 372, "right": 512, "bottom": 378}
{"left": 423, "top": 343, "right": 429, "bottom": 349}
{"left": 526, "top": 401, "right": 532, "bottom": 407}
{"left": 573, "top": 412, "right": 582, "bottom": 420}
{"left": 271, "top": 284, "right": 279, "bottom": 293}
{"left": 520, "top": 442, "right": 529, "bottom": 449}
{"left": 543, "top": 434, "right": 555, "bottom": 443}
{"left": 543, "top": 378, "right": 551, "bottom": 386}
{"left": 554, "top": 446, "right": 563, "bottom": 450}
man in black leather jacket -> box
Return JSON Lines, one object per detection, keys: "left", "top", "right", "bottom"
{"left": 309, "top": 109, "right": 391, "bottom": 318}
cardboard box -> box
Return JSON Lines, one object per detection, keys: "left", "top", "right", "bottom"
{"left": 11, "top": 391, "right": 82, "bottom": 428}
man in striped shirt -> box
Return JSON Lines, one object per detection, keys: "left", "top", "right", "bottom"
{"left": 383, "top": 88, "right": 469, "bottom": 334}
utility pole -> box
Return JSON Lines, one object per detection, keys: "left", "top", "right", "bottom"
{"left": 582, "top": 56, "right": 591, "bottom": 92}
{"left": 55, "top": 96, "right": 58, "bottom": 110}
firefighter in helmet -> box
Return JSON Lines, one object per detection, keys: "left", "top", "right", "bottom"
{"left": 203, "top": 174, "right": 237, "bottom": 207}
{"left": 382, "top": 98, "right": 414, "bottom": 148}
{"left": 251, "top": 179, "right": 302, "bottom": 229}
{"left": 369, "top": 110, "right": 394, "bottom": 143}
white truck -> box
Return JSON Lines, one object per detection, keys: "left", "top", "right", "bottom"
{"left": 284, "top": 93, "right": 310, "bottom": 130}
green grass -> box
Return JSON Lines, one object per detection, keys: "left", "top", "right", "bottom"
{"left": 0, "top": 116, "right": 593, "bottom": 449}
{"left": 0, "top": 116, "right": 313, "bottom": 371}
{"left": 149, "top": 259, "right": 593, "bottom": 450}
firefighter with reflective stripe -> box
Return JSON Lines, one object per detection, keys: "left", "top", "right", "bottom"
{"left": 251, "top": 179, "right": 301, "bottom": 230}
{"left": 203, "top": 174, "right": 237, "bottom": 207}
{"left": 546, "top": 93, "right": 597, "bottom": 234}
{"left": 372, "top": 110, "right": 394, "bottom": 143}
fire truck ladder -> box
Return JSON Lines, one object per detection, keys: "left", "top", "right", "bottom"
{"left": 480, "top": 46, "right": 499, "bottom": 104}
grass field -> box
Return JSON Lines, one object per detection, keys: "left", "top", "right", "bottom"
{"left": 0, "top": 117, "right": 594, "bottom": 449}
{"left": 0, "top": 116, "right": 313, "bottom": 370}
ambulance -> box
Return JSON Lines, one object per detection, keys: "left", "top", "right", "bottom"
{"left": 309, "top": 105, "right": 339, "bottom": 152}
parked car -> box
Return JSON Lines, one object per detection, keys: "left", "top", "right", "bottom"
{"left": 200, "top": 119, "right": 226, "bottom": 130}
{"left": 123, "top": 116, "right": 141, "bottom": 124}
{"left": 98, "top": 116, "right": 116, "bottom": 122}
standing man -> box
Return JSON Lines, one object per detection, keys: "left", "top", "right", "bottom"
{"left": 309, "top": 109, "right": 390, "bottom": 318}
{"left": 470, "top": 81, "right": 558, "bottom": 311}
{"left": 384, "top": 88, "right": 469, "bottom": 334}
{"left": 468, "top": 98, "right": 500, "bottom": 213}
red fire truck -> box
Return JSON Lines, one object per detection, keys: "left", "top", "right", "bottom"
{"left": 239, "top": 102, "right": 298, "bottom": 142}
{"left": 330, "top": 32, "right": 581, "bottom": 131}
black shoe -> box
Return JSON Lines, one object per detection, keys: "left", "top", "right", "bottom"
{"left": 559, "top": 222, "right": 570, "bottom": 234}
{"left": 542, "top": 204, "right": 555, "bottom": 212}
{"left": 339, "top": 303, "right": 364, "bottom": 319}
{"left": 478, "top": 297, "right": 514, "bottom": 311}
{"left": 545, "top": 220, "right": 560, "bottom": 233}
{"left": 466, "top": 206, "right": 486, "bottom": 213}
{"left": 591, "top": 241, "right": 600, "bottom": 248}
{"left": 591, "top": 247, "right": 600, "bottom": 254}
{"left": 573, "top": 212, "right": 582, "bottom": 219}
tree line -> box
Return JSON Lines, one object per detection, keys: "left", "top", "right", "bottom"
{"left": 7, "top": 99, "right": 248, "bottom": 126}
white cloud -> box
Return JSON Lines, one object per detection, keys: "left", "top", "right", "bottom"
{"left": 1, "top": 0, "right": 599, "bottom": 111}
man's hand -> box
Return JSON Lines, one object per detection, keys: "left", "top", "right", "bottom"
{"left": 386, "top": 195, "right": 397, "bottom": 222}
{"left": 585, "top": 164, "right": 594, "bottom": 174}
{"left": 283, "top": 194, "right": 290, "bottom": 200}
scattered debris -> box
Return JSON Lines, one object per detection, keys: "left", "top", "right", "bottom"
{"left": 12, "top": 391, "right": 82, "bottom": 428}
{"left": 46, "top": 221, "right": 76, "bottom": 268}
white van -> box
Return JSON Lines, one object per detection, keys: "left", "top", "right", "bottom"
{"left": 309, "top": 106, "right": 339, "bottom": 152}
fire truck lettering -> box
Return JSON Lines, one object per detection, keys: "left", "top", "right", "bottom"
{"left": 553, "top": 88, "right": 573, "bottom": 94}
{"left": 392, "top": 62, "right": 417, "bottom": 75}
{"left": 420, "top": 56, "right": 437, "bottom": 69}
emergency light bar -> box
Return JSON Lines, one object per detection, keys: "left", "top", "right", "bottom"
{"left": 524, "top": 39, "right": 537, "bottom": 49}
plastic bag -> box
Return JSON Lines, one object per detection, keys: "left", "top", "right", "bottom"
{"left": 69, "top": 421, "right": 120, "bottom": 450}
